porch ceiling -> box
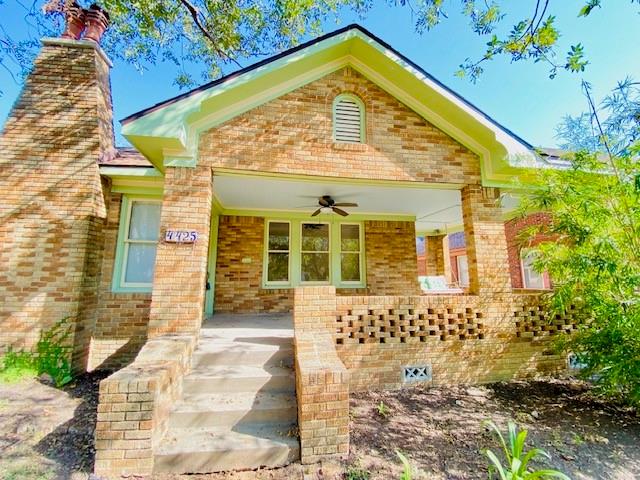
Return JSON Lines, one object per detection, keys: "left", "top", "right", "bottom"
{"left": 213, "top": 173, "right": 467, "bottom": 233}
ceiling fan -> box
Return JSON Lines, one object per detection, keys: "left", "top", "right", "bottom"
{"left": 311, "top": 195, "right": 358, "bottom": 217}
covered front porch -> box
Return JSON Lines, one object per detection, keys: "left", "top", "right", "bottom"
{"left": 205, "top": 171, "right": 515, "bottom": 316}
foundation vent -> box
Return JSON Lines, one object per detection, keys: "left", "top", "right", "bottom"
{"left": 403, "top": 365, "right": 432, "bottom": 383}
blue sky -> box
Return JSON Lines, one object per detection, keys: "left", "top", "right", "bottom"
{"left": 1, "top": 1, "right": 639, "bottom": 148}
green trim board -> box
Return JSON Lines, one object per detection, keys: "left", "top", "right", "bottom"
{"left": 204, "top": 214, "right": 219, "bottom": 316}
{"left": 120, "top": 25, "right": 544, "bottom": 186}
{"left": 212, "top": 168, "right": 463, "bottom": 190}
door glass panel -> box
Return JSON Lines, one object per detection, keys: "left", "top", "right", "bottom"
{"left": 301, "top": 224, "right": 329, "bottom": 251}
{"left": 301, "top": 253, "right": 330, "bottom": 282}
{"left": 301, "top": 223, "right": 329, "bottom": 282}
{"left": 340, "top": 224, "right": 360, "bottom": 251}
{"left": 341, "top": 253, "right": 360, "bottom": 282}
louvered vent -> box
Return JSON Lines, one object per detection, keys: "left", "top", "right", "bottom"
{"left": 334, "top": 97, "right": 363, "bottom": 143}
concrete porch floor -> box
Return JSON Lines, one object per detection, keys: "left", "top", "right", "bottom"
{"left": 201, "top": 313, "right": 294, "bottom": 336}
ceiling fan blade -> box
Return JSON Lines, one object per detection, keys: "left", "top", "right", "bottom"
{"left": 311, "top": 208, "right": 322, "bottom": 217}
{"left": 333, "top": 202, "right": 358, "bottom": 207}
{"left": 318, "top": 197, "right": 330, "bottom": 207}
{"left": 332, "top": 207, "right": 349, "bottom": 217}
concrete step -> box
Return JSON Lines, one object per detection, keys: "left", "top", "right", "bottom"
{"left": 153, "top": 423, "right": 299, "bottom": 474}
{"left": 182, "top": 365, "right": 295, "bottom": 395}
{"left": 191, "top": 341, "right": 293, "bottom": 368}
{"left": 167, "top": 391, "right": 297, "bottom": 428}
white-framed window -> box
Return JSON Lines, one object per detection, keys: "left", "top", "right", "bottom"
{"left": 265, "top": 220, "right": 290, "bottom": 285}
{"left": 521, "top": 252, "right": 545, "bottom": 289}
{"left": 116, "top": 198, "right": 162, "bottom": 291}
{"left": 340, "top": 223, "right": 362, "bottom": 283}
{"left": 333, "top": 94, "right": 365, "bottom": 143}
{"left": 456, "top": 255, "right": 470, "bottom": 287}
{"left": 301, "top": 222, "right": 331, "bottom": 283}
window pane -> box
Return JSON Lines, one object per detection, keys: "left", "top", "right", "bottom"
{"left": 301, "top": 224, "right": 329, "bottom": 251}
{"left": 125, "top": 243, "right": 157, "bottom": 284}
{"left": 268, "top": 222, "right": 289, "bottom": 251}
{"left": 129, "top": 203, "right": 161, "bottom": 241}
{"left": 301, "top": 253, "right": 329, "bottom": 282}
{"left": 523, "top": 254, "right": 544, "bottom": 289}
{"left": 457, "top": 255, "right": 469, "bottom": 287}
{"left": 341, "top": 224, "right": 360, "bottom": 252}
{"left": 267, "top": 252, "right": 289, "bottom": 282}
{"left": 341, "top": 253, "right": 360, "bottom": 282}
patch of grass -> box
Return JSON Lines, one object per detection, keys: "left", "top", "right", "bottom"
{"left": 572, "top": 433, "right": 585, "bottom": 446}
{"left": 2, "top": 462, "right": 55, "bottom": 480}
{"left": 345, "top": 462, "right": 371, "bottom": 480}
{"left": 0, "top": 364, "right": 38, "bottom": 384}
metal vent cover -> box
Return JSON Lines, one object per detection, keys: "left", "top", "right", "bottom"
{"left": 334, "top": 98, "right": 363, "bottom": 143}
{"left": 403, "top": 365, "right": 432, "bottom": 383}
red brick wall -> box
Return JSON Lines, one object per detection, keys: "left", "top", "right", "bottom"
{"left": 504, "top": 213, "right": 553, "bottom": 289}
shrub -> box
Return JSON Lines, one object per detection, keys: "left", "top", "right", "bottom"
{"left": 0, "top": 317, "right": 74, "bottom": 387}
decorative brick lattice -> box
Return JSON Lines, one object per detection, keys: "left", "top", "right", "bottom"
{"left": 335, "top": 305, "right": 485, "bottom": 344}
{"left": 513, "top": 303, "right": 579, "bottom": 340}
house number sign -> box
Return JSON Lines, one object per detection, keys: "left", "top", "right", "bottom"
{"left": 165, "top": 230, "right": 198, "bottom": 243}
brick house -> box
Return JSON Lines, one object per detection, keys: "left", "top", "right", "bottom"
{"left": 0, "top": 25, "right": 576, "bottom": 477}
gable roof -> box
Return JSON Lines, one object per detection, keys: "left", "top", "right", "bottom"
{"left": 121, "top": 24, "right": 541, "bottom": 186}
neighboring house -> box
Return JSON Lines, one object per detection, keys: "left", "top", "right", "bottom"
{"left": 416, "top": 215, "right": 553, "bottom": 290}
{"left": 0, "top": 22, "right": 576, "bottom": 478}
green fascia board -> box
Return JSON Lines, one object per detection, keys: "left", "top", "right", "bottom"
{"left": 100, "top": 166, "right": 165, "bottom": 195}
{"left": 121, "top": 26, "right": 542, "bottom": 186}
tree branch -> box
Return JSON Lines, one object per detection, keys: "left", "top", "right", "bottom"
{"left": 177, "top": 0, "right": 242, "bottom": 69}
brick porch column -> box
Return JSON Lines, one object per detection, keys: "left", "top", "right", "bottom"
{"left": 461, "top": 185, "right": 512, "bottom": 294}
{"left": 425, "top": 234, "right": 446, "bottom": 276}
{"left": 147, "top": 164, "right": 213, "bottom": 336}
{"left": 442, "top": 234, "right": 452, "bottom": 283}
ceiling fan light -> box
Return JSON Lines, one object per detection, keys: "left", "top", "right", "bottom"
{"left": 320, "top": 206, "right": 333, "bottom": 214}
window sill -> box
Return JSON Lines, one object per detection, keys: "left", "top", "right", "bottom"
{"left": 111, "top": 285, "right": 153, "bottom": 294}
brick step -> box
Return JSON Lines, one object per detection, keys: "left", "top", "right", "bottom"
{"left": 182, "top": 365, "right": 295, "bottom": 395}
{"left": 153, "top": 423, "right": 299, "bottom": 474}
{"left": 191, "top": 341, "right": 293, "bottom": 368}
{"left": 167, "top": 391, "right": 297, "bottom": 428}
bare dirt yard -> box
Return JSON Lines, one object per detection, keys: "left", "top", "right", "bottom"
{"left": 1, "top": 374, "right": 638, "bottom": 480}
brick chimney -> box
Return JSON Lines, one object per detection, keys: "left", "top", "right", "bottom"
{"left": 0, "top": 34, "right": 114, "bottom": 371}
